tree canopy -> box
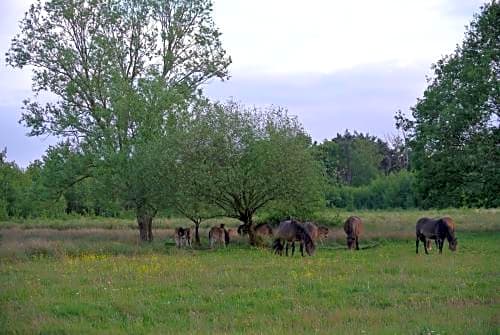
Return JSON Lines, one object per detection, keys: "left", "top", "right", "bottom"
{"left": 175, "top": 102, "right": 325, "bottom": 244}
{"left": 7, "top": 0, "right": 231, "bottom": 240}
{"left": 404, "top": 1, "right": 499, "bottom": 208}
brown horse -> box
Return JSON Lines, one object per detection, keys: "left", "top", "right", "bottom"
{"left": 416, "top": 217, "right": 457, "bottom": 254}
{"left": 209, "top": 226, "right": 226, "bottom": 248}
{"left": 317, "top": 225, "right": 329, "bottom": 241}
{"left": 303, "top": 222, "right": 319, "bottom": 241}
{"left": 227, "top": 228, "right": 238, "bottom": 239}
{"left": 272, "top": 220, "right": 315, "bottom": 256}
{"left": 344, "top": 216, "right": 363, "bottom": 250}
{"left": 302, "top": 222, "right": 329, "bottom": 242}
{"left": 174, "top": 227, "right": 192, "bottom": 248}
{"left": 255, "top": 223, "right": 274, "bottom": 237}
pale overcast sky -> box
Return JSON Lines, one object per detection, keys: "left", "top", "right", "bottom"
{"left": 0, "top": 0, "right": 486, "bottom": 167}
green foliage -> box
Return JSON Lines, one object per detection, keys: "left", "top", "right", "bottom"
{"left": 327, "top": 171, "right": 417, "bottom": 210}
{"left": 178, "top": 102, "right": 325, "bottom": 227}
{"left": 406, "top": 2, "right": 500, "bottom": 208}
{"left": 7, "top": 0, "right": 231, "bottom": 236}
{"left": 313, "top": 130, "right": 408, "bottom": 187}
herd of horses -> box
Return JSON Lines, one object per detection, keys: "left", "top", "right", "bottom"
{"left": 174, "top": 216, "right": 458, "bottom": 256}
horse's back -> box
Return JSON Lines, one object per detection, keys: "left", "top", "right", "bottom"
{"left": 441, "top": 217, "right": 456, "bottom": 232}
{"left": 255, "top": 223, "right": 273, "bottom": 236}
{"left": 344, "top": 216, "right": 362, "bottom": 236}
{"left": 416, "top": 217, "right": 440, "bottom": 237}
{"left": 209, "top": 227, "right": 224, "bottom": 240}
{"left": 275, "top": 220, "right": 298, "bottom": 240}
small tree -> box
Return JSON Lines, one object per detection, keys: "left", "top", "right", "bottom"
{"left": 181, "top": 102, "right": 325, "bottom": 245}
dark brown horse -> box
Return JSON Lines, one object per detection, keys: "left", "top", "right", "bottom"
{"left": 416, "top": 217, "right": 457, "bottom": 254}
{"left": 272, "top": 220, "right": 315, "bottom": 256}
{"left": 344, "top": 216, "right": 363, "bottom": 250}
{"left": 174, "top": 227, "right": 192, "bottom": 248}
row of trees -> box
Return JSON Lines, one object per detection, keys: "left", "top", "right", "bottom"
{"left": 3, "top": 0, "right": 498, "bottom": 240}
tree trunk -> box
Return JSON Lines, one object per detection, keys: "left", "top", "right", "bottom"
{"left": 240, "top": 214, "right": 257, "bottom": 246}
{"left": 137, "top": 207, "right": 154, "bottom": 242}
{"left": 194, "top": 221, "right": 201, "bottom": 246}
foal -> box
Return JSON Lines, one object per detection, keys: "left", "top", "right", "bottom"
{"left": 344, "top": 216, "right": 363, "bottom": 250}
{"left": 174, "top": 227, "right": 192, "bottom": 248}
{"left": 209, "top": 226, "right": 226, "bottom": 248}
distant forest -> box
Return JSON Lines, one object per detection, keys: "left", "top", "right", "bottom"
{"left": 1, "top": 1, "right": 498, "bottom": 232}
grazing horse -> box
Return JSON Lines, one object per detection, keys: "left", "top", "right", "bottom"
{"left": 209, "top": 226, "right": 226, "bottom": 248}
{"left": 303, "top": 222, "right": 319, "bottom": 241}
{"left": 416, "top": 217, "right": 457, "bottom": 254}
{"left": 174, "top": 227, "right": 192, "bottom": 248}
{"left": 272, "top": 220, "right": 315, "bottom": 256}
{"left": 227, "top": 228, "right": 238, "bottom": 239}
{"left": 344, "top": 216, "right": 363, "bottom": 250}
{"left": 255, "top": 223, "right": 274, "bottom": 237}
{"left": 317, "top": 225, "right": 329, "bottom": 241}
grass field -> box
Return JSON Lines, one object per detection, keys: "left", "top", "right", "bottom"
{"left": 1, "top": 209, "right": 499, "bottom": 334}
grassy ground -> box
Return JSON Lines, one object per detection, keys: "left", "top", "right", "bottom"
{"left": 0, "top": 209, "right": 499, "bottom": 334}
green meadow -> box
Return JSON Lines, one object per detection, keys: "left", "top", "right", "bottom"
{"left": 1, "top": 209, "right": 499, "bottom": 334}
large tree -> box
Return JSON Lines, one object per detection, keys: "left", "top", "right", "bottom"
{"left": 7, "top": 0, "right": 231, "bottom": 240}
{"left": 178, "top": 102, "right": 325, "bottom": 245}
{"left": 405, "top": 2, "right": 499, "bottom": 208}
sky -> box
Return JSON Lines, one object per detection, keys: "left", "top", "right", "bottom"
{"left": 0, "top": 0, "right": 486, "bottom": 167}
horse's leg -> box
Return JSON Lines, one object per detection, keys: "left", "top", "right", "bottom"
{"left": 416, "top": 236, "right": 419, "bottom": 254}
{"left": 438, "top": 239, "right": 443, "bottom": 254}
{"left": 423, "top": 237, "right": 429, "bottom": 254}
{"left": 300, "top": 242, "right": 304, "bottom": 257}
{"left": 291, "top": 242, "right": 296, "bottom": 256}
{"left": 355, "top": 236, "right": 360, "bottom": 250}
{"left": 285, "top": 242, "right": 289, "bottom": 256}
{"left": 426, "top": 239, "right": 432, "bottom": 251}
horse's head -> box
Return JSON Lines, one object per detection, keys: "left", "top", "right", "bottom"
{"left": 449, "top": 237, "right": 458, "bottom": 251}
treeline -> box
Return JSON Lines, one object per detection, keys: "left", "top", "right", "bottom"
{"left": 312, "top": 131, "right": 415, "bottom": 209}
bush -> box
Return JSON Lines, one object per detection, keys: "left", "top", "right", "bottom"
{"left": 327, "top": 171, "right": 417, "bottom": 210}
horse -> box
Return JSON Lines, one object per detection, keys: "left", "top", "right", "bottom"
{"left": 416, "top": 217, "right": 457, "bottom": 254}
{"left": 344, "top": 216, "right": 363, "bottom": 250}
{"left": 209, "top": 226, "right": 226, "bottom": 248}
{"left": 220, "top": 223, "right": 230, "bottom": 245}
{"left": 272, "top": 220, "right": 315, "bottom": 256}
{"left": 255, "top": 223, "right": 274, "bottom": 237}
{"left": 303, "top": 222, "right": 319, "bottom": 241}
{"left": 174, "top": 227, "right": 192, "bottom": 248}
{"left": 227, "top": 228, "right": 238, "bottom": 239}
{"left": 317, "top": 225, "right": 329, "bottom": 241}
